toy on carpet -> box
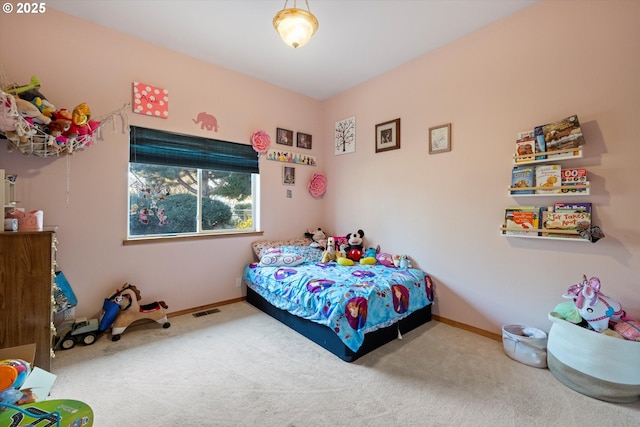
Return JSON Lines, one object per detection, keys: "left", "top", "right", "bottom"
{"left": 107, "top": 283, "right": 170, "bottom": 341}
{"left": 321, "top": 236, "right": 338, "bottom": 263}
{"left": 305, "top": 227, "right": 328, "bottom": 249}
{"left": 54, "top": 298, "right": 121, "bottom": 350}
{"left": 563, "top": 275, "right": 623, "bottom": 332}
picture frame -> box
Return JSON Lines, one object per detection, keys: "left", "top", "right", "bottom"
{"left": 429, "top": 123, "right": 451, "bottom": 154}
{"left": 375, "top": 118, "right": 401, "bottom": 153}
{"left": 282, "top": 166, "right": 296, "bottom": 185}
{"left": 296, "top": 132, "right": 312, "bottom": 149}
{"left": 335, "top": 116, "right": 356, "bottom": 155}
{"left": 276, "top": 128, "right": 294, "bottom": 146}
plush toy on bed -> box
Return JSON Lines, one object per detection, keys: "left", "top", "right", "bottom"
{"left": 305, "top": 227, "right": 328, "bottom": 249}
{"left": 321, "top": 236, "right": 338, "bottom": 263}
{"left": 345, "top": 229, "right": 365, "bottom": 262}
{"left": 359, "top": 246, "right": 379, "bottom": 265}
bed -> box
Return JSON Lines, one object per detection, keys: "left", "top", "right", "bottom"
{"left": 242, "top": 238, "right": 434, "bottom": 362}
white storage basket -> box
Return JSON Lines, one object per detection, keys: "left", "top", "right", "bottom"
{"left": 502, "top": 324, "right": 548, "bottom": 368}
{"left": 547, "top": 312, "right": 640, "bottom": 403}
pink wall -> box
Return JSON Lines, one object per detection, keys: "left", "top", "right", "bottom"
{"left": 321, "top": 0, "right": 640, "bottom": 333}
{"left": 0, "top": 10, "right": 325, "bottom": 318}
{"left": 1, "top": 1, "right": 639, "bottom": 336}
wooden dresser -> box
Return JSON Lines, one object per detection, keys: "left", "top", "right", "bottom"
{"left": 0, "top": 230, "right": 57, "bottom": 371}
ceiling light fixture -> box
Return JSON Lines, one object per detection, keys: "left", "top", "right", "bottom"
{"left": 273, "top": 0, "right": 319, "bottom": 49}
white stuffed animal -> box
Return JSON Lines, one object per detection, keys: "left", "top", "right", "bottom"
{"left": 563, "top": 275, "right": 623, "bottom": 332}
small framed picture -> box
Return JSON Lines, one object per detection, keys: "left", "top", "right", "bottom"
{"left": 296, "top": 132, "right": 312, "bottom": 149}
{"left": 283, "top": 166, "right": 295, "bottom": 185}
{"left": 375, "top": 118, "right": 401, "bottom": 153}
{"left": 276, "top": 128, "right": 294, "bottom": 146}
{"left": 429, "top": 123, "right": 451, "bottom": 154}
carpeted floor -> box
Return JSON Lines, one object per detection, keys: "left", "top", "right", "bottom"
{"left": 49, "top": 301, "right": 640, "bottom": 426}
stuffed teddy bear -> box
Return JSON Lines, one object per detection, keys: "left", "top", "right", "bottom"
{"left": 345, "top": 229, "right": 365, "bottom": 262}
{"left": 321, "top": 236, "right": 338, "bottom": 263}
{"left": 305, "top": 227, "right": 328, "bottom": 249}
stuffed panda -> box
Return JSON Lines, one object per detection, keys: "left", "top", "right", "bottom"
{"left": 346, "top": 229, "right": 365, "bottom": 262}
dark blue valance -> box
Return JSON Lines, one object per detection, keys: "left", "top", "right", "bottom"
{"left": 129, "top": 126, "right": 259, "bottom": 174}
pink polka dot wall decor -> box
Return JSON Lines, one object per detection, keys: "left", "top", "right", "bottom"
{"left": 132, "top": 82, "right": 169, "bottom": 119}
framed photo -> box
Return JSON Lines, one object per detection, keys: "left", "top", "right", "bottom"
{"left": 282, "top": 166, "right": 295, "bottom": 185}
{"left": 276, "top": 128, "right": 294, "bottom": 146}
{"left": 375, "top": 118, "right": 401, "bottom": 153}
{"left": 429, "top": 123, "right": 451, "bottom": 154}
{"left": 296, "top": 132, "right": 312, "bottom": 149}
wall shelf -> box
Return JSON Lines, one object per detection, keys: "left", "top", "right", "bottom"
{"left": 509, "top": 183, "right": 590, "bottom": 197}
{"left": 499, "top": 226, "right": 589, "bottom": 242}
{"left": 513, "top": 147, "right": 582, "bottom": 165}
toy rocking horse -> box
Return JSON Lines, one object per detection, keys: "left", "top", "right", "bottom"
{"left": 107, "top": 283, "right": 170, "bottom": 341}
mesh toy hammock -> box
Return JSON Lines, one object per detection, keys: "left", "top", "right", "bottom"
{"left": 0, "top": 89, "right": 128, "bottom": 157}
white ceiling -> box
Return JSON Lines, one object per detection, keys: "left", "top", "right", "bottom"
{"left": 48, "top": 0, "right": 538, "bottom": 100}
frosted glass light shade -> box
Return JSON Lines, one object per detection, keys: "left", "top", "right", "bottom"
{"left": 273, "top": 7, "right": 318, "bottom": 48}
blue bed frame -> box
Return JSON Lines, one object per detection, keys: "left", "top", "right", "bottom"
{"left": 246, "top": 286, "right": 432, "bottom": 362}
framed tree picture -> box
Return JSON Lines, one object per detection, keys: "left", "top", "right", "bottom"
{"left": 375, "top": 118, "right": 401, "bottom": 153}
{"left": 429, "top": 123, "right": 451, "bottom": 154}
{"left": 335, "top": 116, "right": 356, "bottom": 155}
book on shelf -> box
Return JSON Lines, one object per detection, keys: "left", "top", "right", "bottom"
{"left": 541, "top": 114, "right": 585, "bottom": 159}
{"left": 517, "top": 129, "right": 546, "bottom": 162}
{"left": 561, "top": 168, "right": 588, "bottom": 193}
{"left": 533, "top": 126, "right": 547, "bottom": 160}
{"left": 511, "top": 166, "right": 535, "bottom": 194}
{"left": 543, "top": 211, "right": 591, "bottom": 238}
{"left": 515, "top": 136, "right": 536, "bottom": 163}
{"left": 553, "top": 202, "right": 592, "bottom": 214}
{"left": 504, "top": 206, "right": 539, "bottom": 235}
{"left": 535, "top": 164, "right": 562, "bottom": 194}
{"left": 540, "top": 203, "right": 591, "bottom": 238}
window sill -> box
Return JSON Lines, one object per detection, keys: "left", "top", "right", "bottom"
{"left": 122, "top": 230, "right": 263, "bottom": 246}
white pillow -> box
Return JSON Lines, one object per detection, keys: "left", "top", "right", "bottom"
{"left": 259, "top": 253, "right": 304, "bottom": 267}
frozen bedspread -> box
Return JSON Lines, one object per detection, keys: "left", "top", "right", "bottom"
{"left": 243, "top": 262, "right": 434, "bottom": 352}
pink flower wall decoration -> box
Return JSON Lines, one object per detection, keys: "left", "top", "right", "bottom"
{"left": 308, "top": 173, "right": 327, "bottom": 197}
{"left": 251, "top": 130, "right": 271, "bottom": 154}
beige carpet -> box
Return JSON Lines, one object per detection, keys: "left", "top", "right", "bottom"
{"left": 50, "top": 302, "right": 640, "bottom": 426}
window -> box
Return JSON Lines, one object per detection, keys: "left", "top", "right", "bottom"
{"left": 128, "top": 126, "right": 259, "bottom": 238}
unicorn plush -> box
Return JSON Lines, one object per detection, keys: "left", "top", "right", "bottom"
{"left": 563, "top": 275, "right": 623, "bottom": 332}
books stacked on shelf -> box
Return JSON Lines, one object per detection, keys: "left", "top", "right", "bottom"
{"left": 504, "top": 206, "right": 539, "bottom": 235}
{"left": 541, "top": 114, "right": 585, "bottom": 159}
{"left": 535, "top": 164, "right": 562, "bottom": 194}
{"left": 542, "top": 202, "right": 591, "bottom": 238}
{"left": 510, "top": 166, "right": 535, "bottom": 195}
{"left": 561, "top": 167, "right": 588, "bottom": 193}
{"left": 514, "top": 115, "right": 585, "bottom": 164}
